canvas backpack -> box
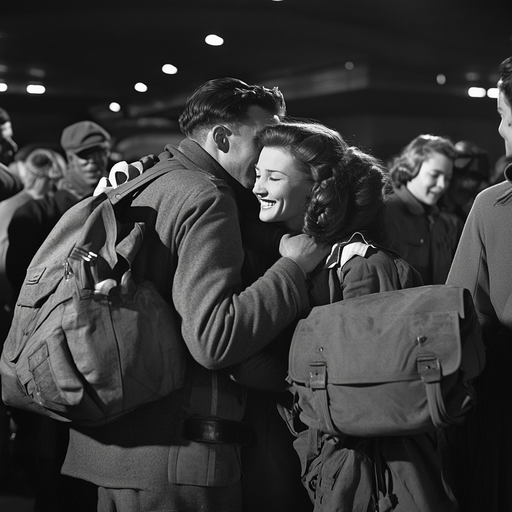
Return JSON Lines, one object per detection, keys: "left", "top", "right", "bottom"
{"left": 0, "top": 158, "right": 187, "bottom": 426}
{"left": 289, "top": 282, "right": 485, "bottom": 438}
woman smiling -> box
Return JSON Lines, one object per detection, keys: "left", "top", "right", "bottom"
{"left": 384, "top": 134, "right": 460, "bottom": 285}
{"left": 236, "top": 121, "right": 457, "bottom": 512}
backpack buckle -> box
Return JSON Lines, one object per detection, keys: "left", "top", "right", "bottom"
{"left": 417, "top": 356, "right": 441, "bottom": 383}
{"left": 309, "top": 362, "right": 327, "bottom": 389}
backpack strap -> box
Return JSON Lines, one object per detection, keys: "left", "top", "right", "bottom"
{"left": 372, "top": 439, "right": 398, "bottom": 511}
{"left": 107, "top": 163, "right": 175, "bottom": 205}
{"left": 107, "top": 144, "right": 214, "bottom": 206}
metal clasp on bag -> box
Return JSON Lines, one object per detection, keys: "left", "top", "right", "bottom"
{"left": 417, "top": 356, "right": 441, "bottom": 383}
{"left": 309, "top": 361, "right": 327, "bottom": 389}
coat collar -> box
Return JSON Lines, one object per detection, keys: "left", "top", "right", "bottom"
{"left": 324, "top": 232, "right": 374, "bottom": 269}
{"left": 494, "top": 162, "right": 512, "bottom": 206}
{"left": 393, "top": 185, "right": 439, "bottom": 218}
{"left": 169, "top": 138, "right": 246, "bottom": 196}
{"left": 505, "top": 162, "right": 512, "bottom": 184}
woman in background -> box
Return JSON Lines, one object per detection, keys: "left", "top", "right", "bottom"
{"left": 385, "top": 134, "right": 460, "bottom": 284}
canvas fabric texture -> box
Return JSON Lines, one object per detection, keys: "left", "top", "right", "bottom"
{"left": 0, "top": 161, "right": 187, "bottom": 426}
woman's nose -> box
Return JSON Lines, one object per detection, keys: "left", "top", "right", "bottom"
{"left": 252, "top": 180, "right": 267, "bottom": 196}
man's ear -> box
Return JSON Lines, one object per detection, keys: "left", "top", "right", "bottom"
{"left": 212, "top": 125, "right": 232, "bottom": 154}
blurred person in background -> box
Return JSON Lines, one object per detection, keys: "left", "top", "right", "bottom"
{"left": 0, "top": 148, "right": 65, "bottom": 494}
{"left": 0, "top": 108, "right": 22, "bottom": 201}
{"left": 0, "top": 107, "right": 18, "bottom": 167}
{"left": 385, "top": 134, "right": 459, "bottom": 285}
{"left": 6, "top": 120, "right": 110, "bottom": 298}
{"left": 439, "top": 139, "right": 490, "bottom": 223}
{"left": 2, "top": 122, "right": 110, "bottom": 512}
{"left": 444, "top": 55, "right": 512, "bottom": 512}
{"left": 0, "top": 148, "right": 66, "bottom": 334}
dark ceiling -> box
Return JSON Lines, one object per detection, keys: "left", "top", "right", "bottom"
{"left": 1, "top": 0, "right": 512, "bottom": 148}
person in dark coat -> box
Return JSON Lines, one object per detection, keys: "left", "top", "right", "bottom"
{"left": 233, "top": 121, "right": 457, "bottom": 512}
{"left": 58, "top": 78, "right": 328, "bottom": 512}
{"left": 385, "top": 134, "right": 461, "bottom": 285}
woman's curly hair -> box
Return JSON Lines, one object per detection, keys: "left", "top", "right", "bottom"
{"left": 388, "top": 134, "right": 456, "bottom": 187}
{"left": 257, "top": 121, "right": 391, "bottom": 245}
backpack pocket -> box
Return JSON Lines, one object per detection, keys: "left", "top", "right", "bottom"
{"left": 305, "top": 440, "right": 373, "bottom": 512}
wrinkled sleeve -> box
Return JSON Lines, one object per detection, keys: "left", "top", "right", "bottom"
{"left": 171, "top": 183, "right": 309, "bottom": 370}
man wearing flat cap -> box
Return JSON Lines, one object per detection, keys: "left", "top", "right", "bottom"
{"left": 60, "top": 120, "right": 111, "bottom": 199}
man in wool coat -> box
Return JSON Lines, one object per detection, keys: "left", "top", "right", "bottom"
{"left": 60, "top": 78, "right": 328, "bottom": 512}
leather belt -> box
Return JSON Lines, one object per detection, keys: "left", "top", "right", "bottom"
{"left": 182, "top": 417, "right": 254, "bottom": 446}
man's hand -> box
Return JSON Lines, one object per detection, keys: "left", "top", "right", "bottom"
{"left": 279, "top": 234, "right": 331, "bottom": 275}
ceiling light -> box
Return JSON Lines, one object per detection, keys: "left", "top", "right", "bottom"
{"left": 467, "top": 87, "right": 486, "bottom": 98}
{"left": 162, "top": 64, "right": 178, "bottom": 75}
{"left": 26, "top": 84, "right": 45, "bottom": 94}
{"left": 345, "top": 61, "right": 354, "bottom": 70}
{"left": 109, "top": 102, "right": 121, "bottom": 112}
{"left": 0, "top": 83, "right": 7, "bottom": 92}
{"left": 205, "top": 34, "right": 224, "bottom": 46}
{"left": 487, "top": 87, "right": 499, "bottom": 99}
{"left": 134, "top": 82, "right": 148, "bottom": 92}
{"left": 436, "top": 74, "right": 446, "bottom": 85}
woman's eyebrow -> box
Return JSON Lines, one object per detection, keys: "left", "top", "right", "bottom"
{"left": 256, "top": 166, "right": 287, "bottom": 175}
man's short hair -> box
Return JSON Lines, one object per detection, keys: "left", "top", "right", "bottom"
{"left": 178, "top": 77, "right": 286, "bottom": 140}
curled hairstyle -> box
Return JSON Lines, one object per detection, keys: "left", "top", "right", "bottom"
{"left": 388, "top": 134, "right": 456, "bottom": 187}
{"left": 21, "top": 149, "right": 66, "bottom": 189}
{"left": 257, "top": 122, "right": 391, "bottom": 245}
{"left": 179, "top": 77, "right": 286, "bottom": 140}
{"left": 498, "top": 56, "right": 512, "bottom": 107}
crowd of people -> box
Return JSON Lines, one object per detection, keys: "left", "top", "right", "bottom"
{"left": 0, "top": 54, "right": 510, "bottom": 512}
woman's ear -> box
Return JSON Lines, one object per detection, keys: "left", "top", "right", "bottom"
{"left": 212, "top": 125, "right": 232, "bottom": 153}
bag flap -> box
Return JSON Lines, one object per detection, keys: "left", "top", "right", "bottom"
{"left": 289, "top": 285, "right": 466, "bottom": 385}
